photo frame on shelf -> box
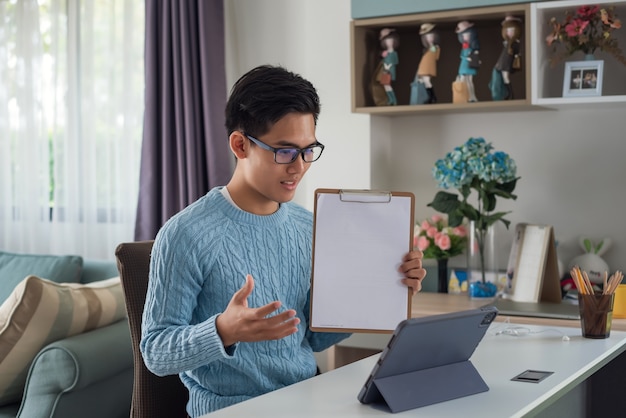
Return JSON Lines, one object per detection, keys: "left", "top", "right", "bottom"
{"left": 562, "top": 60, "right": 603, "bottom": 98}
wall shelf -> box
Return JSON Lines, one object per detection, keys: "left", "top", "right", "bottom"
{"left": 351, "top": 0, "right": 626, "bottom": 115}
{"left": 352, "top": 99, "right": 536, "bottom": 115}
{"left": 531, "top": 0, "right": 626, "bottom": 107}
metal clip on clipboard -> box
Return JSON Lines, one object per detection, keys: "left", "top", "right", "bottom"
{"left": 339, "top": 189, "right": 392, "bottom": 203}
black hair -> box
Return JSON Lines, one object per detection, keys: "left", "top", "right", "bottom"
{"left": 224, "top": 65, "right": 320, "bottom": 138}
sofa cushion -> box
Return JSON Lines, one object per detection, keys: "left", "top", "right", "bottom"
{"left": 0, "top": 275, "right": 126, "bottom": 406}
{"left": 0, "top": 251, "right": 83, "bottom": 304}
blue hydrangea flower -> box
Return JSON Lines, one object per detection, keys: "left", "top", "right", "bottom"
{"left": 428, "top": 137, "right": 519, "bottom": 286}
{"left": 432, "top": 137, "right": 516, "bottom": 190}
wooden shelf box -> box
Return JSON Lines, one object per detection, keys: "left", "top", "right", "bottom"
{"left": 350, "top": 4, "right": 532, "bottom": 114}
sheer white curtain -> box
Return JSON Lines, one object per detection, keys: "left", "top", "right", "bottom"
{"left": 0, "top": 0, "right": 144, "bottom": 260}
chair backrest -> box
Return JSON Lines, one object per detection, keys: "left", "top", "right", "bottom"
{"left": 115, "top": 241, "right": 188, "bottom": 418}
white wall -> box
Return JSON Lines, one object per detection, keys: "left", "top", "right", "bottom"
{"left": 380, "top": 108, "right": 626, "bottom": 274}
{"left": 225, "top": 0, "right": 371, "bottom": 211}
{"left": 225, "top": 0, "right": 626, "bottom": 273}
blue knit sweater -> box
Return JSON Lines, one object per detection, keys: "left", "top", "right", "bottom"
{"left": 141, "top": 187, "right": 350, "bottom": 416}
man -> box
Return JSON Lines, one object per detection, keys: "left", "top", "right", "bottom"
{"left": 140, "top": 65, "right": 427, "bottom": 417}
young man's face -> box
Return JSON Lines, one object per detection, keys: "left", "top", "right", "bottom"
{"left": 229, "top": 112, "right": 317, "bottom": 215}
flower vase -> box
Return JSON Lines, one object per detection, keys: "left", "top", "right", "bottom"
{"left": 437, "top": 258, "right": 448, "bottom": 293}
{"left": 467, "top": 221, "right": 498, "bottom": 298}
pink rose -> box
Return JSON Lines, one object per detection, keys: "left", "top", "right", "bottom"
{"left": 427, "top": 226, "right": 438, "bottom": 238}
{"left": 417, "top": 236, "right": 430, "bottom": 251}
{"left": 436, "top": 234, "right": 451, "bottom": 251}
{"left": 431, "top": 214, "right": 443, "bottom": 223}
{"left": 420, "top": 220, "right": 431, "bottom": 230}
{"left": 453, "top": 225, "right": 467, "bottom": 237}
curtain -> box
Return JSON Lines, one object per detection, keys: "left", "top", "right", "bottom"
{"left": 134, "top": 0, "right": 232, "bottom": 241}
{"left": 0, "top": 0, "right": 144, "bottom": 260}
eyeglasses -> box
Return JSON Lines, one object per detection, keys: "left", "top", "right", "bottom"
{"left": 245, "top": 134, "right": 325, "bottom": 164}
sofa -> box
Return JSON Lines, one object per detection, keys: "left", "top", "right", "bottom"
{"left": 0, "top": 251, "right": 133, "bottom": 418}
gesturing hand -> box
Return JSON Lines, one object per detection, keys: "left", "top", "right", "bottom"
{"left": 215, "top": 275, "right": 300, "bottom": 347}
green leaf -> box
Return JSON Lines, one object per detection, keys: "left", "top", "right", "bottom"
{"left": 583, "top": 238, "right": 592, "bottom": 253}
{"left": 483, "top": 211, "right": 512, "bottom": 230}
{"left": 485, "top": 193, "right": 497, "bottom": 212}
{"left": 496, "top": 178, "right": 519, "bottom": 195}
{"left": 459, "top": 203, "right": 479, "bottom": 221}
{"left": 492, "top": 190, "right": 517, "bottom": 200}
{"left": 427, "top": 191, "right": 461, "bottom": 214}
{"left": 448, "top": 211, "right": 465, "bottom": 227}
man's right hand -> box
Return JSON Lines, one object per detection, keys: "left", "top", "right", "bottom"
{"left": 215, "top": 274, "right": 300, "bottom": 347}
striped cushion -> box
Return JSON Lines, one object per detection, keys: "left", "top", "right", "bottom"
{"left": 0, "top": 275, "right": 127, "bottom": 406}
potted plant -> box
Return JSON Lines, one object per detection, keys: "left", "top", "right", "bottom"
{"left": 427, "top": 137, "right": 520, "bottom": 298}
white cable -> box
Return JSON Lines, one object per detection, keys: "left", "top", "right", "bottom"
{"left": 491, "top": 319, "right": 570, "bottom": 341}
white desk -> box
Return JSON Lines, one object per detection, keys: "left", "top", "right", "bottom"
{"left": 203, "top": 324, "right": 626, "bottom": 417}
{"left": 334, "top": 292, "right": 626, "bottom": 369}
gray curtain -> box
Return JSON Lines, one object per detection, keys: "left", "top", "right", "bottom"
{"left": 134, "top": 0, "right": 231, "bottom": 241}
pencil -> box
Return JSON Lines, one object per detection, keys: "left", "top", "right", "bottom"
{"left": 571, "top": 266, "right": 587, "bottom": 295}
{"left": 606, "top": 270, "right": 624, "bottom": 295}
{"left": 582, "top": 270, "right": 594, "bottom": 295}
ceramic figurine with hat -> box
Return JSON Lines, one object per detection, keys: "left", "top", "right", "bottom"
{"left": 415, "top": 22, "right": 440, "bottom": 104}
{"left": 491, "top": 16, "right": 523, "bottom": 100}
{"left": 377, "top": 28, "right": 400, "bottom": 105}
{"left": 455, "top": 20, "right": 480, "bottom": 102}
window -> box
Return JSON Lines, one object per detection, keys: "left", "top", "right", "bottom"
{"left": 0, "top": 0, "right": 145, "bottom": 259}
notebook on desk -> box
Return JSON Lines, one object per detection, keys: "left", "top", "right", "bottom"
{"left": 484, "top": 297, "right": 580, "bottom": 320}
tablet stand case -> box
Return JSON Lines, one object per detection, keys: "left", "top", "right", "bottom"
{"left": 372, "top": 360, "right": 488, "bottom": 413}
{"left": 357, "top": 307, "right": 496, "bottom": 413}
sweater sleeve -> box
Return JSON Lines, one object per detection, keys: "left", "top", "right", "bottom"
{"left": 141, "top": 312, "right": 237, "bottom": 377}
{"left": 140, "top": 223, "right": 236, "bottom": 377}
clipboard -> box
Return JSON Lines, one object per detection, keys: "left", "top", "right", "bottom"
{"left": 309, "top": 188, "right": 415, "bottom": 333}
{"left": 509, "top": 224, "right": 561, "bottom": 303}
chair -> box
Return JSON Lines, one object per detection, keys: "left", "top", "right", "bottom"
{"left": 115, "top": 241, "right": 189, "bottom": 418}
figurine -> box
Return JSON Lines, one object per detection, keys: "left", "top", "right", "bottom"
{"left": 455, "top": 21, "right": 480, "bottom": 102}
{"left": 492, "top": 16, "right": 523, "bottom": 100}
{"left": 378, "top": 28, "right": 399, "bottom": 106}
{"left": 416, "top": 23, "right": 440, "bottom": 104}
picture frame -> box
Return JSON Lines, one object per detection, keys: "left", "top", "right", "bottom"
{"left": 562, "top": 60, "right": 603, "bottom": 98}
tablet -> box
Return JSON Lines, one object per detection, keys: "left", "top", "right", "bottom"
{"left": 357, "top": 306, "right": 498, "bottom": 413}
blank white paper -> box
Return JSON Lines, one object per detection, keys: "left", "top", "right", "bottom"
{"left": 310, "top": 191, "right": 412, "bottom": 332}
